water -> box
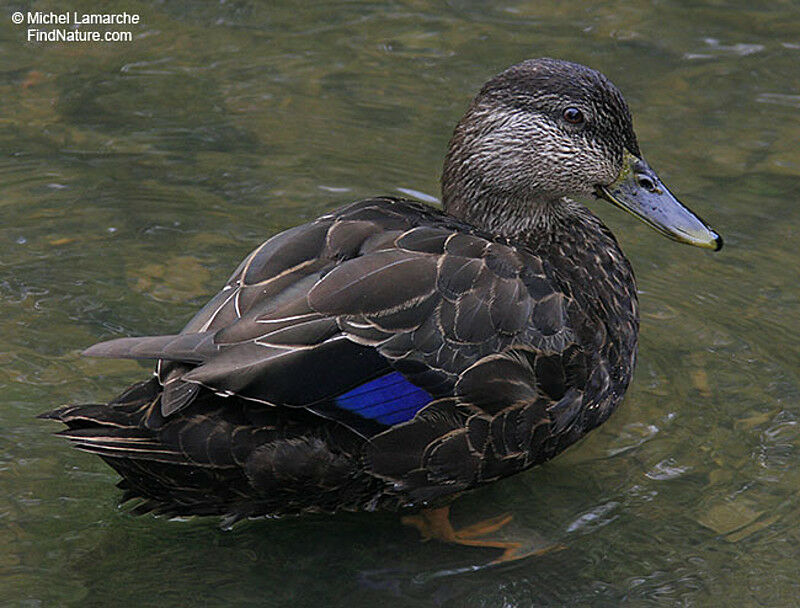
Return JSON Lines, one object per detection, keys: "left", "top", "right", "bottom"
{"left": 1, "top": 1, "right": 799, "bottom": 606}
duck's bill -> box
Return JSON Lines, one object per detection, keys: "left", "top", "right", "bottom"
{"left": 596, "top": 151, "right": 722, "bottom": 251}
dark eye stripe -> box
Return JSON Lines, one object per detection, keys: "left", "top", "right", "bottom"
{"left": 563, "top": 107, "right": 584, "bottom": 124}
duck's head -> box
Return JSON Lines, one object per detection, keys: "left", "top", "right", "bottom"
{"left": 442, "top": 58, "right": 722, "bottom": 251}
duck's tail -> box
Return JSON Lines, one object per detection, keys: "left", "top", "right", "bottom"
{"left": 41, "top": 379, "right": 172, "bottom": 460}
{"left": 39, "top": 377, "right": 258, "bottom": 522}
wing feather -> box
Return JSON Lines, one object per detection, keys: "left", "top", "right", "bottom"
{"left": 82, "top": 198, "right": 582, "bottom": 450}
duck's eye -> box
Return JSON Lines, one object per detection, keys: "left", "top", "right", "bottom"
{"left": 562, "top": 107, "right": 584, "bottom": 124}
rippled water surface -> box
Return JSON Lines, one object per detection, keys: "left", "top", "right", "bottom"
{"left": 2, "top": 1, "right": 799, "bottom": 606}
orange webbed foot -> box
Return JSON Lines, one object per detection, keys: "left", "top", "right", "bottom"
{"left": 402, "top": 505, "right": 565, "bottom": 565}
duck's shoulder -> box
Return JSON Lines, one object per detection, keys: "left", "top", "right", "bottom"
{"left": 322, "top": 196, "right": 507, "bottom": 244}
{"left": 219, "top": 195, "right": 547, "bottom": 300}
{"left": 326, "top": 196, "right": 446, "bottom": 224}
{"left": 334, "top": 197, "right": 556, "bottom": 278}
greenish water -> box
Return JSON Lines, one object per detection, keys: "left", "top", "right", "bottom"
{"left": 1, "top": 1, "right": 799, "bottom": 606}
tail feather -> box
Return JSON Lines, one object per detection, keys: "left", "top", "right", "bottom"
{"left": 40, "top": 403, "right": 133, "bottom": 429}
{"left": 54, "top": 430, "right": 188, "bottom": 464}
{"left": 40, "top": 375, "right": 365, "bottom": 520}
{"left": 42, "top": 379, "right": 186, "bottom": 464}
{"left": 40, "top": 377, "right": 270, "bottom": 519}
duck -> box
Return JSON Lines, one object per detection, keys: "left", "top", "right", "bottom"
{"left": 42, "top": 58, "right": 721, "bottom": 561}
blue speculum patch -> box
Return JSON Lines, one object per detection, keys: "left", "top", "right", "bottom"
{"left": 334, "top": 372, "right": 432, "bottom": 425}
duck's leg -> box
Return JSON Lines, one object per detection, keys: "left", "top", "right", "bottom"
{"left": 402, "top": 505, "right": 559, "bottom": 564}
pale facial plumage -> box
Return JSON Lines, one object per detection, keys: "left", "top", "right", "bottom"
{"left": 442, "top": 58, "right": 639, "bottom": 238}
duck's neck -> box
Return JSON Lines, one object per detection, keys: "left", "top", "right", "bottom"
{"left": 443, "top": 188, "right": 588, "bottom": 251}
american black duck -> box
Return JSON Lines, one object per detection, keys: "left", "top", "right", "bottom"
{"left": 43, "top": 58, "right": 721, "bottom": 561}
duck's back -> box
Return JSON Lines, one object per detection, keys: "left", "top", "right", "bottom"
{"left": 45, "top": 197, "right": 638, "bottom": 518}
